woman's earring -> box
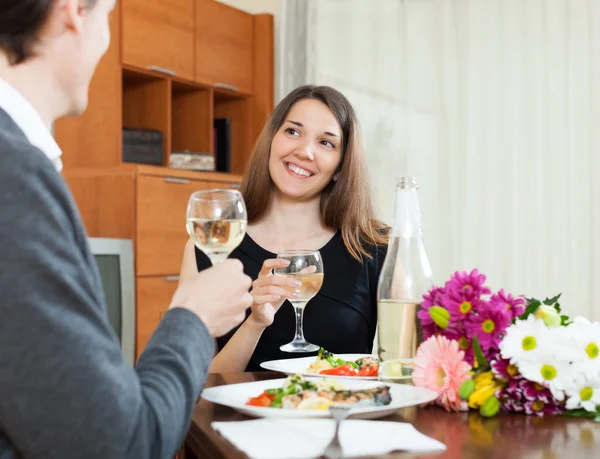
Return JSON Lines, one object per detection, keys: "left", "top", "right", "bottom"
{"left": 333, "top": 172, "right": 340, "bottom": 182}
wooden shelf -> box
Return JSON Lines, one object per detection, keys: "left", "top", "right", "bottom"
{"left": 171, "top": 81, "right": 212, "bottom": 156}
{"left": 122, "top": 69, "right": 171, "bottom": 165}
{"left": 135, "top": 164, "right": 242, "bottom": 183}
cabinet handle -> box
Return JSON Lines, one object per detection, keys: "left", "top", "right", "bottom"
{"left": 230, "top": 183, "right": 241, "bottom": 189}
{"left": 164, "top": 275, "right": 180, "bottom": 282}
{"left": 165, "top": 177, "right": 190, "bottom": 185}
{"left": 215, "top": 82, "right": 239, "bottom": 92}
{"left": 149, "top": 65, "right": 176, "bottom": 76}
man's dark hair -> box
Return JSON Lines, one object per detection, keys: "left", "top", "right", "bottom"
{"left": 0, "top": 0, "right": 98, "bottom": 65}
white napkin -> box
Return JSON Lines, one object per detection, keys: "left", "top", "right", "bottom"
{"left": 211, "top": 419, "right": 446, "bottom": 459}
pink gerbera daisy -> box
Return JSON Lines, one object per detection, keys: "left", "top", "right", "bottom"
{"left": 412, "top": 335, "right": 472, "bottom": 412}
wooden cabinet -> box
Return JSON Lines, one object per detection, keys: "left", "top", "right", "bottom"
{"left": 136, "top": 276, "right": 180, "bottom": 359}
{"left": 195, "top": 0, "right": 254, "bottom": 94}
{"left": 54, "top": 4, "right": 122, "bottom": 168}
{"left": 65, "top": 167, "right": 242, "bottom": 360}
{"left": 58, "top": 0, "right": 274, "bottom": 360}
{"left": 122, "top": 0, "right": 195, "bottom": 81}
{"left": 136, "top": 175, "right": 231, "bottom": 276}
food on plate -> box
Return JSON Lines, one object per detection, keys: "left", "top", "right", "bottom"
{"left": 306, "top": 347, "right": 380, "bottom": 377}
{"left": 245, "top": 375, "right": 392, "bottom": 410}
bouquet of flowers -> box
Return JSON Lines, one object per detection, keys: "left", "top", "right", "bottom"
{"left": 411, "top": 269, "right": 600, "bottom": 421}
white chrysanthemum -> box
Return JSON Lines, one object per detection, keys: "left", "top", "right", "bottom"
{"left": 499, "top": 315, "right": 555, "bottom": 365}
{"left": 565, "top": 374, "right": 600, "bottom": 413}
{"left": 517, "top": 359, "right": 573, "bottom": 401}
{"left": 565, "top": 317, "right": 600, "bottom": 379}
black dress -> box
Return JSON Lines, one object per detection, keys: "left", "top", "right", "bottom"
{"left": 195, "top": 232, "right": 387, "bottom": 371}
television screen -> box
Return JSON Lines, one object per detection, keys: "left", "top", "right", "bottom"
{"left": 94, "top": 254, "right": 123, "bottom": 344}
{"left": 87, "top": 238, "right": 135, "bottom": 366}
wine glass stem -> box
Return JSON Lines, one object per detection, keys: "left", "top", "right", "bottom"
{"left": 292, "top": 302, "right": 307, "bottom": 342}
{"left": 208, "top": 253, "right": 228, "bottom": 265}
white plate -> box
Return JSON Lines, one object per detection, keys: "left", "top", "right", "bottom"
{"left": 260, "top": 354, "right": 378, "bottom": 380}
{"left": 201, "top": 377, "right": 438, "bottom": 420}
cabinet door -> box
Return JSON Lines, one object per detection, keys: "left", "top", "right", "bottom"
{"left": 122, "top": 0, "right": 195, "bottom": 81}
{"left": 136, "top": 175, "right": 236, "bottom": 276}
{"left": 136, "top": 276, "right": 179, "bottom": 359}
{"left": 196, "top": 0, "right": 253, "bottom": 94}
{"left": 55, "top": 5, "right": 121, "bottom": 168}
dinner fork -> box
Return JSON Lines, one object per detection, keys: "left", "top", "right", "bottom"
{"left": 323, "top": 405, "right": 352, "bottom": 459}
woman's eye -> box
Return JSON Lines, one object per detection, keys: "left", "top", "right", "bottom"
{"left": 321, "top": 140, "right": 335, "bottom": 148}
{"left": 285, "top": 128, "right": 299, "bottom": 136}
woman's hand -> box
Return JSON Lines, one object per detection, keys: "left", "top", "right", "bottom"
{"left": 247, "top": 258, "right": 301, "bottom": 329}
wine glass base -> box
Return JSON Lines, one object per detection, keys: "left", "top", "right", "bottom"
{"left": 280, "top": 340, "right": 320, "bottom": 353}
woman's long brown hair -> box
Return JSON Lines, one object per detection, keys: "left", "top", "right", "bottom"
{"left": 240, "top": 85, "right": 388, "bottom": 261}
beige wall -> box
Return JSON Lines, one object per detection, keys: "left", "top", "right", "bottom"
{"left": 216, "top": 0, "right": 281, "bottom": 100}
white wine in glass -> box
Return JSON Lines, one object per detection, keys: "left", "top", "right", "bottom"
{"left": 186, "top": 189, "right": 247, "bottom": 265}
{"left": 274, "top": 250, "right": 324, "bottom": 353}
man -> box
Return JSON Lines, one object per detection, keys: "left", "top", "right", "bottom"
{"left": 0, "top": 1, "right": 253, "bottom": 458}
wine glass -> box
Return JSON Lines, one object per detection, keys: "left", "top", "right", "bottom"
{"left": 186, "top": 189, "right": 247, "bottom": 265}
{"left": 274, "top": 249, "right": 324, "bottom": 353}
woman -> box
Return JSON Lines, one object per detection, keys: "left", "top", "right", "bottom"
{"left": 179, "top": 85, "right": 388, "bottom": 372}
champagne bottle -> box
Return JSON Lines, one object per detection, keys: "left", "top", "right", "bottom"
{"left": 377, "top": 177, "right": 434, "bottom": 383}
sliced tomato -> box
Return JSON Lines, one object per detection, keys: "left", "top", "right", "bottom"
{"left": 320, "top": 363, "right": 357, "bottom": 376}
{"left": 357, "top": 366, "right": 371, "bottom": 376}
{"left": 246, "top": 392, "right": 274, "bottom": 407}
{"left": 357, "top": 364, "right": 379, "bottom": 377}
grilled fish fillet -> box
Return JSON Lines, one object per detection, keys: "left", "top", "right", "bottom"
{"left": 282, "top": 386, "right": 391, "bottom": 409}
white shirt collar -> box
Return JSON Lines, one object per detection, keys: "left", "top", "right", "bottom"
{"left": 0, "top": 78, "right": 63, "bottom": 171}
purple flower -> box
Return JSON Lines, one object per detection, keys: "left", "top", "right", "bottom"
{"left": 465, "top": 302, "right": 512, "bottom": 355}
{"left": 501, "top": 379, "right": 523, "bottom": 398}
{"left": 491, "top": 357, "right": 522, "bottom": 381}
{"left": 418, "top": 286, "right": 450, "bottom": 339}
{"left": 501, "top": 397, "right": 525, "bottom": 413}
{"left": 496, "top": 369, "right": 565, "bottom": 416}
{"left": 523, "top": 399, "right": 563, "bottom": 416}
{"left": 491, "top": 289, "right": 525, "bottom": 320}
{"left": 445, "top": 293, "right": 482, "bottom": 324}
{"left": 446, "top": 325, "right": 475, "bottom": 366}
{"left": 446, "top": 269, "right": 491, "bottom": 298}
{"left": 519, "top": 379, "right": 553, "bottom": 404}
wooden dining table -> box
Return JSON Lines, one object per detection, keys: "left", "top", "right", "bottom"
{"left": 182, "top": 371, "right": 600, "bottom": 459}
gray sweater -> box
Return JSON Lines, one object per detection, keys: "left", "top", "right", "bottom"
{"left": 0, "top": 109, "right": 214, "bottom": 459}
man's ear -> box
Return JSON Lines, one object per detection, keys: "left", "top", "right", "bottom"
{"left": 51, "top": 0, "right": 85, "bottom": 34}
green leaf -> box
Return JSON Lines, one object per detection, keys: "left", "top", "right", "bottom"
{"left": 519, "top": 299, "right": 541, "bottom": 321}
{"left": 327, "top": 357, "right": 340, "bottom": 368}
{"left": 543, "top": 293, "right": 562, "bottom": 305}
{"left": 472, "top": 335, "right": 489, "bottom": 368}
{"left": 562, "top": 409, "right": 597, "bottom": 419}
{"left": 560, "top": 315, "right": 572, "bottom": 326}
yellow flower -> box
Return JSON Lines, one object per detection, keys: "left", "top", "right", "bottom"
{"left": 474, "top": 371, "right": 494, "bottom": 386}
{"left": 468, "top": 372, "right": 505, "bottom": 409}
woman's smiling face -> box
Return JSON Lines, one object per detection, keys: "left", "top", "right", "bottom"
{"left": 268, "top": 98, "right": 343, "bottom": 201}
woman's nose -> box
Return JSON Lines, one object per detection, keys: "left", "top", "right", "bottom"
{"left": 295, "top": 141, "right": 315, "bottom": 161}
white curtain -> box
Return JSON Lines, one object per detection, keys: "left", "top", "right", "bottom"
{"left": 280, "top": 0, "right": 600, "bottom": 321}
